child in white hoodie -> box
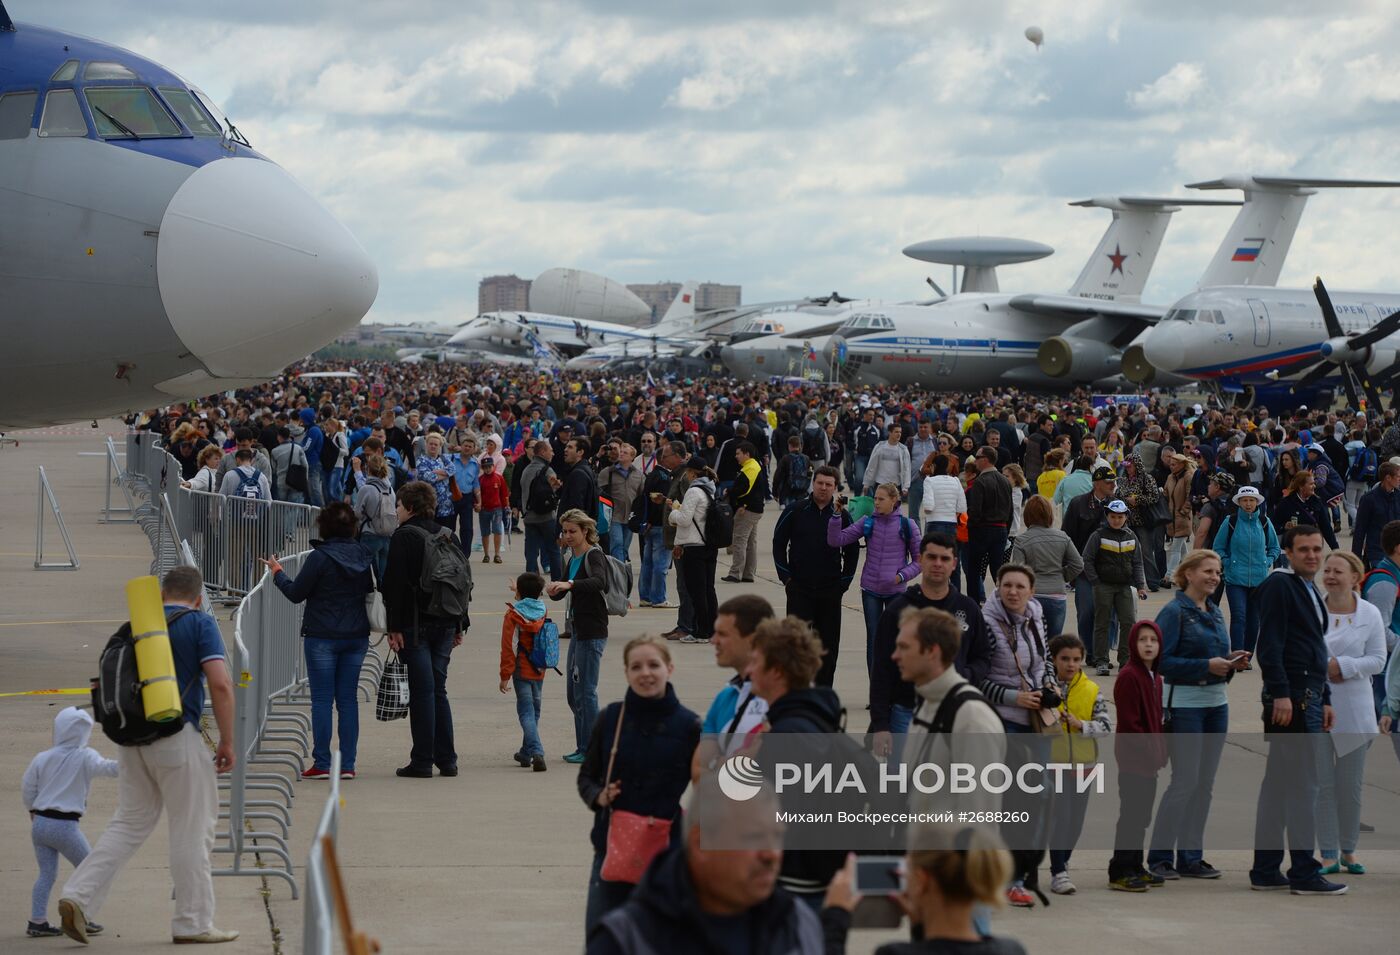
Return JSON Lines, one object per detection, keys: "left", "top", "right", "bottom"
{"left": 21, "top": 708, "right": 117, "bottom": 938}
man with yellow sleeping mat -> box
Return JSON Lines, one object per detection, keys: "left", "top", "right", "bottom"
{"left": 57, "top": 567, "right": 240, "bottom": 946}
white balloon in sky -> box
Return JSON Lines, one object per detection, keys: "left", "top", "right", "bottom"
{"left": 1025, "top": 25, "right": 1044, "bottom": 49}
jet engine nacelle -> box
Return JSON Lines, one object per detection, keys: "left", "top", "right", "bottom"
{"left": 1121, "top": 343, "right": 1157, "bottom": 385}
{"left": 1037, "top": 336, "right": 1121, "bottom": 380}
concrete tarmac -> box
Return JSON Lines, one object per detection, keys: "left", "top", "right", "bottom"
{"left": 0, "top": 423, "right": 1396, "bottom": 953}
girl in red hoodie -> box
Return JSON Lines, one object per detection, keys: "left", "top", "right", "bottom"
{"left": 1108, "top": 619, "right": 1169, "bottom": 891}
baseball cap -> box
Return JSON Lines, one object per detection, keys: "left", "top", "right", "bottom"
{"left": 1092, "top": 466, "right": 1116, "bottom": 482}
{"left": 1106, "top": 500, "right": 1129, "bottom": 514}
{"left": 1304, "top": 443, "right": 1326, "bottom": 456}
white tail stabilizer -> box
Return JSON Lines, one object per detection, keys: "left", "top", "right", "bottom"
{"left": 1188, "top": 176, "right": 1400, "bottom": 289}
{"left": 653, "top": 281, "right": 700, "bottom": 332}
{"left": 1066, "top": 197, "right": 1241, "bottom": 303}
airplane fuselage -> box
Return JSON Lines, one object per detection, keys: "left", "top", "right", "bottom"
{"left": 1140, "top": 286, "right": 1400, "bottom": 389}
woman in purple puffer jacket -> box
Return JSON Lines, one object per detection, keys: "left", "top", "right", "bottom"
{"left": 828, "top": 483, "right": 921, "bottom": 679}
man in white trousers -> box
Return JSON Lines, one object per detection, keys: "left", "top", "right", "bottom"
{"left": 59, "top": 566, "right": 239, "bottom": 945}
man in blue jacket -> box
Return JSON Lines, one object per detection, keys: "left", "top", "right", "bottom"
{"left": 1249, "top": 524, "right": 1343, "bottom": 896}
{"left": 298, "top": 408, "right": 326, "bottom": 507}
{"left": 1351, "top": 461, "right": 1400, "bottom": 568}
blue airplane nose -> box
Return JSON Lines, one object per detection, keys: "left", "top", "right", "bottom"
{"left": 156, "top": 158, "right": 377, "bottom": 378}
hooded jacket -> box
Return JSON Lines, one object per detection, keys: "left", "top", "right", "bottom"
{"left": 1116, "top": 453, "right": 1160, "bottom": 529}
{"left": 1211, "top": 506, "right": 1280, "bottom": 587}
{"left": 979, "top": 592, "right": 1047, "bottom": 727}
{"left": 500, "top": 597, "right": 548, "bottom": 682}
{"left": 1114, "top": 621, "right": 1168, "bottom": 776}
{"left": 22, "top": 708, "right": 118, "bottom": 815}
{"left": 587, "top": 844, "right": 826, "bottom": 955}
{"left": 670, "top": 476, "right": 716, "bottom": 548}
{"left": 273, "top": 538, "right": 374, "bottom": 640}
{"left": 827, "top": 509, "right": 920, "bottom": 596}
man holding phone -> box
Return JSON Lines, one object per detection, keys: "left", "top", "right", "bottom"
{"left": 1249, "top": 524, "right": 1344, "bottom": 895}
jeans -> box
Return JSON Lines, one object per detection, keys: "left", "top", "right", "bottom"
{"left": 1149, "top": 703, "right": 1227, "bottom": 868}
{"left": 787, "top": 582, "right": 845, "bottom": 688}
{"left": 326, "top": 466, "right": 346, "bottom": 503}
{"left": 513, "top": 675, "right": 544, "bottom": 759}
{"left": 1092, "top": 583, "right": 1135, "bottom": 667}
{"left": 585, "top": 849, "right": 634, "bottom": 937}
{"left": 31, "top": 817, "right": 90, "bottom": 922}
{"left": 304, "top": 636, "right": 369, "bottom": 772}
{"left": 362, "top": 534, "right": 390, "bottom": 585}
{"left": 680, "top": 546, "right": 718, "bottom": 639}
{"left": 567, "top": 637, "right": 607, "bottom": 754}
{"left": 306, "top": 464, "right": 325, "bottom": 507}
{"left": 1165, "top": 534, "right": 1190, "bottom": 580}
{"left": 638, "top": 527, "right": 667, "bottom": 604}
{"left": 926, "top": 520, "right": 962, "bottom": 592}
{"left": 861, "top": 589, "right": 900, "bottom": 678}
{"left": 400, "top": 624, "right": 457, "bottom": 771}
{"left": 1049, "top": 789, "right": 1091, "bottom": 874}
{"left": 609, "top": 522, "right": 633, "bottom": 563}
{"left": 1109, "top": 771, "right": 1159, "bottom": 880}
{"left": 1251, "top": 700, "right": 1324, "bottom": 886}
{"left": 1345, "top": 480, "right": 1367, "bottom": 527}
{"left": 1225, "top": 583, "right": 1261, "bottom": 653}
{"left": 965, "top": 526, "right": 1008, "bottom": 603}
{"left": 853, "top": 455, "right": 870, "bottom": 490}
{"left": 1315, "top": 738, "right": 1370, "bottom": 858}
{"left": 1036, "top": 596, "right": 1067, "bottom": 637}
{"left": 525, "top": 520, "right": 559, "bottom": 577}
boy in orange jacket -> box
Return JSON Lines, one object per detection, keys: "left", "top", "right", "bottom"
{"left": 500, "top": 572, "right": 549, "bottom": 772}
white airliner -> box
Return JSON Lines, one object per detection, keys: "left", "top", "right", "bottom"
{"left": 821, "top": 195, "right": 1240, "bottom": 391}
{"left": 0, "top": 4, "right": 378, "bottom": 428}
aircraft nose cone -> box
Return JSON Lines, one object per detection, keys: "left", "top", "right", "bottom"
{"left": 157, "top": 159, "right": 378, "bottom": 378}
{"left": 1142, "top": 326, "right": 1186, "bottom": 375}
{"left": 720, "top": 345, "right": 742, "bottom": 373}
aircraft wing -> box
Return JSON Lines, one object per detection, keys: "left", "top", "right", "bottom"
{"left": 776, "top": 319, "right": 852, "bottom": 340}
{"left": 1007, "top": 294, "right": 1166, "bottom": 324}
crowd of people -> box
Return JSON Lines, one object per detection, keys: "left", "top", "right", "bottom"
{"left": 27, "top": 361, "right": 1400, "bottom": 948}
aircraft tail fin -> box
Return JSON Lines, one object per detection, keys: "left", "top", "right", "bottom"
{"left": 1066, "top": 197, "right": 1240, "bottom": 302}
{"left": 656, "top": 281, "right": 699, "bottom": 327}
{"left": 1188, "top": 176, "right": 1400, "bottom": 288}
{"left": 0, "top": 2, "right": 14, "bottom": 32}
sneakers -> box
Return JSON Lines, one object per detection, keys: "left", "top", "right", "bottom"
{"left": 654, "top": 601, "right": 679, "bottom": 609}
{"left": 27, "top": 921, "right": 63, "bottom": 937}
{"left": 531, "top": 755, "right": 547, "bottom": 772}
{"left": 1249, "top": 871, "right": 1290, "bottom": 891}
{"left": 562, "top": 751, "right": 586, "bottom": 764}
{"left": 1006, "top": 885, "right": 1035, "bottom": 907}
{"left": 1096, "top": 663, "right": 1111, "bottom": 676}
{"left": 339, "top": 771, "right": 356, "bottom": 780}
{"left": 721, "top": 575, "right": 742, "bottom": 583}
{"left": 1147, "top": 861, "right": 1180, "bottom": 881}
{"left": 679, "top": 633, "right": 709, "bottom": 644}
{"left": 661, "top": 628, "right": 687, "bottom": 641}
{"left": 637, "top": 600, "right": 655, "bottom": 608}
{"left": 1109, "top": 875, "right": 1150, "bottom": 892}
{"left": 1321, "top": 859, "right": 1365, "bottom": 875}
{"left": 57, "top": 898, "right": 87, "bottom": 944}
{"left": 1050, "top": 872, "right": 1076, "bottom": 895}
{"left": 1136, "top": 867, "right": 1166, "bottom": 887}
{"left": 173, "top": 928, "right": 240, "bottom": 943}
{"left": 394, "top": 765, "right": 433, "bottom": 778}
{"left": 300, "top": 766, "right": 331, "bottom": 780}
{"left": 1291, "top": 876, "right": 1348, "bottom": 896}
{"left": 513, "top": 751, "right": 532, "bottom": 767}
{"left": 1178, "top": 860, "right": 1222, "bottom": 879}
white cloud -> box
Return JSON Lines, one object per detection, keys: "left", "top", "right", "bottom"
{"left": 1128, "top": 62, "right": 1206, "bottom": 110}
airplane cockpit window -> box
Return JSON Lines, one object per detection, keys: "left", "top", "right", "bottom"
{"left": 84, "top": 61, "right": 139, "bottom": 81}
{"left": 190, "top": 86, "right": 250, "bottom": 146}
{"left": 84, "top": 87, "right": 182, "bottom": 138}
{"left": 874, "top": 316, "right": 894, "bottom": 329}
{"left": 50, "top": 60, "right": 79, "bottom": 83}
{"left": 38, "top": 89, "right": 87, "bottom": 137}
{"left": 158, "top": 87, "right": 221, "bottom": 136}
{"left": 0, "top": 92, "right": 37, "bottom": 140}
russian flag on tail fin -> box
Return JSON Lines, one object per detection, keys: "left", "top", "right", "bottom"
{"left": 1231, "top": 237, "right": 1265, "bottom": 262}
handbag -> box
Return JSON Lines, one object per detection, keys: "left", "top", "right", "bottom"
{"left": 375, "top": 651, "right": 410, "bottom": 721}
{"left": 366, "top": 591, "right": 387, "bottom": 633}
{"left": 1145, "top": 495, "right": 1171, "bottom": 527}
{"left": 1002, "top": 617, "right": 1060, "bottom": 734}
{"left": 598, "top": 701, "right": 672, "bottom": 884}
{"left": 449, "top": 473, "right": 463, "bottom": 502}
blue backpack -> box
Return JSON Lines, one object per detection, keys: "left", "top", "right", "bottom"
{"left": 861, "top": 514, "right": 914, "bottom": 546}
{"left": 525, "top": 619, "right": 562, "bottom": 674}
{"left": 1350, "top": 447, "right": 1378, "bottom": 484}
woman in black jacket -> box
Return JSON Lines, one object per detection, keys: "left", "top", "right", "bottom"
{"left": 577, "top": 636, "right": 700, "bottom": 936}
{"left": 1273, "top": 470, "right": 1340, "bottom": 548}
{"left": 382, "top": 480, "right": 470, "bottom": 778}
{"left": 262, "top": 502, "right": 373, "bottom": 780}
{"left": 549, "top": 508, "right": 610, "bottom": 764}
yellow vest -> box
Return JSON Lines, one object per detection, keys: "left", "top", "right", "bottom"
{"left": 1050, "top": 670, "right": 1100, "bottom": 765}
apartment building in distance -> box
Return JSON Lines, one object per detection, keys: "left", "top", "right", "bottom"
{"left": 478, "top": 274, "right": 532, "bottom": 314}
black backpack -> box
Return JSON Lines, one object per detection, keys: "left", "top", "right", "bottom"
{"left": 319, "top": 430, "right": 341, "bottom": 472}
{"left": 528, "top": 466, "right": 559, "bottom": 516}
{"left": 693, "top": 484, "right": 734, "bottom": 548}
{"left": 787, "top": 453, "right": 812, "bottom": 495}
{"left": 92, "top": 609, "right": 198, "bottom": 747}
{"left": 406, "top": 525, "right": 474, "bottom": 620}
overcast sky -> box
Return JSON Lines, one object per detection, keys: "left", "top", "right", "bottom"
{"left": 26, "top": 0, "right": 1400, "bottom": 324}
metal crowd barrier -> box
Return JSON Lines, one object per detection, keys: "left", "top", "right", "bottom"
{"left": 304, "top": 752, "right": 343, "bottom": 955}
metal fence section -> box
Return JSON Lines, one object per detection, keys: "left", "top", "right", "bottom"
{"left": 100, "top": 435, "right": 136, "bottom": 523}
{"left": 304, "top": 752, "right": 343, "bottom": 955}
{"left": 35, "top": 466, "right": 79, "bottom": 570}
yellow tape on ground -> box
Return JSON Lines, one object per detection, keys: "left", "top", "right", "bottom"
{"left": 0, "top": 688, "right": 90, "bottom": 698}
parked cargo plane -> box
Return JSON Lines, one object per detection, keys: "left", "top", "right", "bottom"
{"left": 0, "top": 3, "right": 378, "bottom": 428}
